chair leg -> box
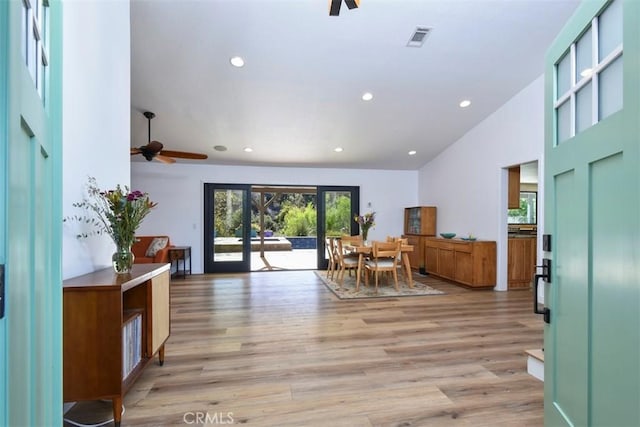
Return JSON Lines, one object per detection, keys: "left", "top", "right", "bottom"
{"left": 392, "top": 269, "right": 399, "bottom": 291}
{"left": 375, "top": 271, "right": 379, "bottom": 294}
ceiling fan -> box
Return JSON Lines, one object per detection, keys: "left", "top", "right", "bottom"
{"left": 130, "top": 111, "right": 208, "bottom": 164}
{"left": 329, "top": 0, "right": 359, "bottom": 16}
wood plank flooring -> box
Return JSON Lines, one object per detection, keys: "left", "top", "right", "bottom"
{"left": 121, "top": 271, "right": 543, "bottom": 426}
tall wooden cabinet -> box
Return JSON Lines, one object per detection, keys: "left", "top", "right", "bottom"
{"left": 424, "top": 237, "right": 496, "bottom": 287}
{"left": 63, "top": 263, "right": 171, "bottom": 426}
{"left": 401, "top": 206, "right": 436, "bottom": 271}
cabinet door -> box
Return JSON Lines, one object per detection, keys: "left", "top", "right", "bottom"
{"left": 455, "top": 251, "right": 473, "bottom": 285}
{"left": 149, "top": 270, "right": 170, "bottom": 356}
{"left": 419, "top": 207, "right": 437, "bottom": 235}
{"left": 403, "top": 235, "right": 422, "bottom": 269}
{"left": 508, "top": 166, "right": 521, "bottom": 209}
{"left": 438, "top": 249, "right": 455, "bottom": 279}
{"left": 425, "top": 246, "right": 438, "bottom": 274}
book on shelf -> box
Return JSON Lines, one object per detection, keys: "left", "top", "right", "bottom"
{"left": 122, "top": 310, "right": 143, "bottom": 379}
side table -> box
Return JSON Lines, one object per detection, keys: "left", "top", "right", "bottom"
{"left": 168, "top": 246, "right": 192, "bottom": 279}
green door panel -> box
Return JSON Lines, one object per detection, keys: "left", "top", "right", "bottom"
{"left": 550, "top": 168, "right": 588, "bottom": 426}
{"left": 590, "top": 152, "right": 639, "bottom": 424}
{"left": 544, "top": 0, "right": 640, "bottom": 425}
{"left": 4, "top": 0, "right": 63, "bottom": 424}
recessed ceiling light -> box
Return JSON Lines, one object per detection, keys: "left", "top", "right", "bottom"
{"left": 334, "top": 147, "right": 343, "bottom": 152}
{"left": 362, "top": 92, "right": 373, "bottom": 101}
{"left": 408, "top": 150, "right": 417, "bottom": 156}
{"left": 459, "top": 100, "right": 471, "bottom": 108}
{"left": 213, "top": 145, "right": 227, "bottom": 152}
{"left": 230, "top": 56, "right": 245, "bottom": 67}
{"left": 243, "top": 147, "right": 253, "bottom": 153}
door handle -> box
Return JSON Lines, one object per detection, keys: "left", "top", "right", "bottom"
{"left": 533, "top": 258, "right": 551, "bottom": 324}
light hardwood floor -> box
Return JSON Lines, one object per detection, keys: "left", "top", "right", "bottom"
{"left": 121, "top": 271, "right": 543, "bottom": 426}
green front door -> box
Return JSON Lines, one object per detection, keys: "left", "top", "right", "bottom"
{"left": 544, "top": 0, "right": 639, "bottom": 425}
{"left": 2, "top": 0, "right": 63, "bottom": 424}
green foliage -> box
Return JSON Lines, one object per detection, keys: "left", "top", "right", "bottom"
{"left": 281, "top": 203, "right": 317, "bottom": 236}
{"left": 325, "top": 195, "right": 351, "bottom": 236}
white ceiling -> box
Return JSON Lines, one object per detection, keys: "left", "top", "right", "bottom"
{"left": 130, "top": 0, "right": 580, "bottom": 170}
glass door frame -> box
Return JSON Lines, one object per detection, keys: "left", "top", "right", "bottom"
{"left": 316, "top": 186, "right": 360, "bottom": 270}
{"left": 203, "top": 183, "right": 252, "bottom": 273}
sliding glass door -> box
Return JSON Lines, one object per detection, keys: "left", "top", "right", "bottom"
{"left": 316, "top": 186, "right": 359, "bottom": 270}
{"left": 203, "top": 184, "right": 251, "bottom": 273}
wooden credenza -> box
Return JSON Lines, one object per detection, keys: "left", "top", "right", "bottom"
{"left": 424, "top": 237, "right": 496, "bottom": 288}
{"left": 63, "top": 263, "right": 171, "bottom": 426}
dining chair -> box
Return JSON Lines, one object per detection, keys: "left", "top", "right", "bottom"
{"left": 364, "top": 240, "right": 401, "bottom": 293}
{"left": 340, "top": 234, "right": 362, "bottom": 258}
{"left": 335, "top": 238, "right": 360, "bottom": 288}
{"left": 325, "top": 237, "right": 338, "bottom": 280}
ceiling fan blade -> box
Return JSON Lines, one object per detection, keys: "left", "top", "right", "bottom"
{"left": 130, "top": 147, "right": 142, "bottom": 155}
{"left": 155, "top": 154, "right": 176, "bottom": 164}
{"left": 159, "top": 150, "right": 208, "bottom": 160}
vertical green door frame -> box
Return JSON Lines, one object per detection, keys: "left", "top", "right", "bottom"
{"left": 0, "top": 1, "right": 9, "bottom": 424}
{"left": 49, "top": 0, "right": 64, "bottom": 420}
{"left": 3, "top": 0, "right": 63, "bottom": 424}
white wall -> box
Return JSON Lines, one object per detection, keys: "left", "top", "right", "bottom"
{"left": 62, "top": 0, "right": 131, "bottom": 279}
{"left": 131, "top": 162, "right": 418, "bottom": 274}
{"left": 418, "top": 75, "right": 546, "bottom": 291}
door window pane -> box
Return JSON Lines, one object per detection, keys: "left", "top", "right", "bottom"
{"left": 576, "top": 81, "right": 593, "bottom": 133}
{"left": 324, "top": 191, "right": 352, "bottom": 237}
{"left": 556, "top": 52, "right": 571, "bottom": 99}
{"left": 598, "top": 0, "right": 622, "bottom": 61}
{"left": 599, "top": 56, "right": 623, "bottom": 120}
{"left": 575, "top": 27, "right": 593, "bottom": 82}
{"left": 557, "top": 100, "right": 572, "bottom": 144}
{"left": 213, "top": 189, "right": 246, "bottom": 262}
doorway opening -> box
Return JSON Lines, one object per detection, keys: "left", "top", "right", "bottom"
{"left": 506, "top": 161, "right": 539, "bottom": 290}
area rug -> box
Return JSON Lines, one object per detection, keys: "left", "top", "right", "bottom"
{"left": 315, "top": 270, "right": 445, "bottom": 299}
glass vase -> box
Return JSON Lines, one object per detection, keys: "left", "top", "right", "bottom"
{"left": 362, "top": 229, "right": 369, "bottom": 245}
{"left": 112, "top": 244, "right": 135, "bottom": 274}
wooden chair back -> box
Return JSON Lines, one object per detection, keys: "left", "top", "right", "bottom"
{"left": 372, "top": 240, "right": 400, "bottom": 260}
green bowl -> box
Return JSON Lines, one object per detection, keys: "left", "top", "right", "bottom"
{"left": 440, "top": 232, "right": 456, "bottom": 239}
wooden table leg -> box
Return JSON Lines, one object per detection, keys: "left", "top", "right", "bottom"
{"left": 402, "top": 253, "right": 413, "bottom": 288}
{"left": 356, "top": 254, "right": 364, "bottom": 291}
{"left": 113, "top": 396, "right": 122, "bottom": 427}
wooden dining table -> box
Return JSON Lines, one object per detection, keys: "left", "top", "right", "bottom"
{"left": 345, "top": 243, "right": 414, "bottom": 291}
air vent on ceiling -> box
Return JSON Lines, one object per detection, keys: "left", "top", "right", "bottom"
{"left": 407, "top": 27, "right": 432, "bottom": 47}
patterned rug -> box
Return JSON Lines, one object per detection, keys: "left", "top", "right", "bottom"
{"left": 315, "top": 270, "right": 445, "bottom": 299}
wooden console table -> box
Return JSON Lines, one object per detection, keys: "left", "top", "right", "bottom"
{"left": 63, "top": 263, "right": 171, "bottom": 426}
{"left": 169, "top": 246, "right": 192, "bottom": 278}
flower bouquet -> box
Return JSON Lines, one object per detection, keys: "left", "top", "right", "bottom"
{"left": 354, "top": 211, "right": 376, "bottom": 242}
{"left": 67, "top": 177, "right": 157, "bottom": 273}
